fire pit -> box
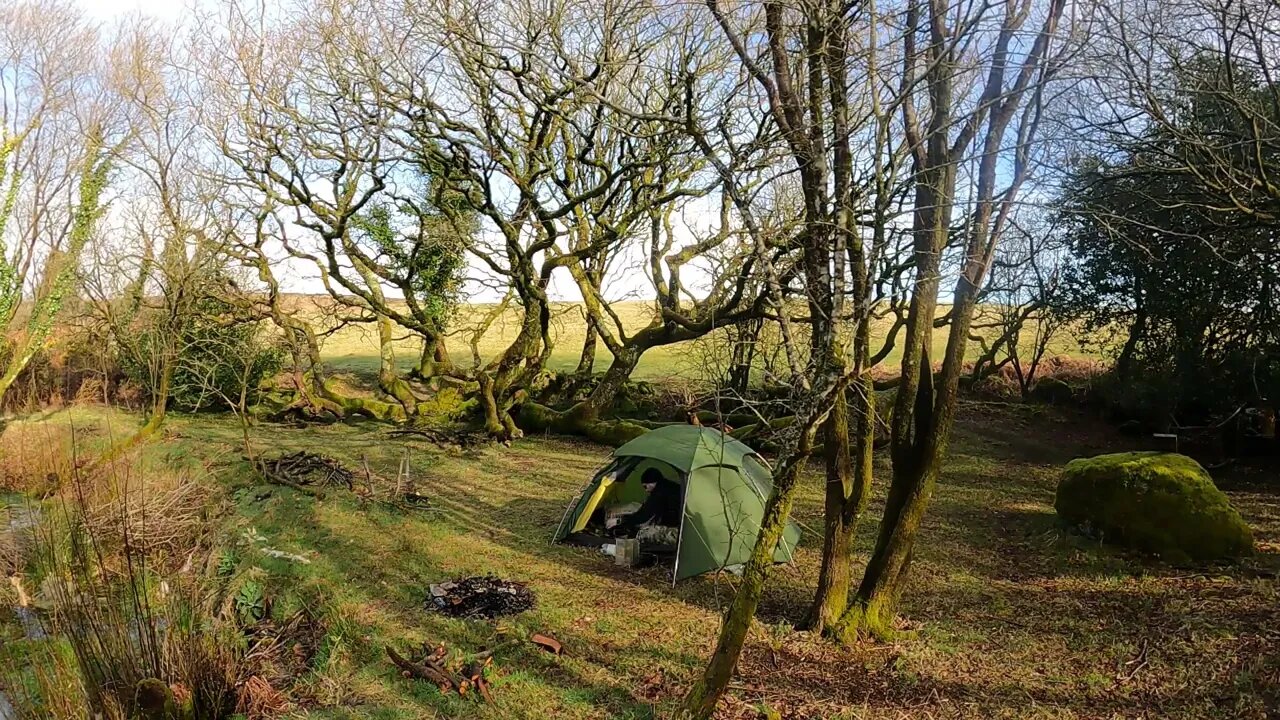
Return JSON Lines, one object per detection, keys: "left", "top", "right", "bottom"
{"left": 427, "top": 575, "right": 535, "bottom": 619}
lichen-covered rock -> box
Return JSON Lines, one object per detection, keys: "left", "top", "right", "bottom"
{"left": 1055, "top": 452, "right": 1253, "bottom": 563}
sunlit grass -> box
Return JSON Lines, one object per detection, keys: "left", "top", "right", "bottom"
{"left": 294, "top": 296, "right": 1094, "bottom": 384}
{"left": 2, "top": 404, "right": 1273, "bottom": 718}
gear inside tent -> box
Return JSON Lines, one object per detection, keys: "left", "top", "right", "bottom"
{"left": 553, "top": 424, "right": 800, "bottom": 581}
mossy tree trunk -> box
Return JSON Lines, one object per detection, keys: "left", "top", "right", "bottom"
{"left": 835, "top": 140, "right": 955, "bottom": 641}
{"left": 353, "top": 254, "right": 421, "bottom": 416}
{"left": 0, "top": 135, "right": 108, "bottom": 405}
{"left": 576, "top": 313, "right": 599, "bottom": 375}
{"left": 375, "top": 311, "right": 420, "bottom": 415}
{"left": 726, "top": 317, "right": 763, "bottom": 394}
{"left": 517, "top": 344, "right": 648, "bottom": 443}
{"left": 807, "top": 388, "right": 854, "bottom": 631}
{"left": 806, "top": 378, "right": 876, "bottom": 633}
{"left": 575, "top": 345, "right": 640, "bottom": 420}
{"left": 413, "top": 335, "right": 453, "bottom": 381}
{"left": 835, "top": 0, "right": 1066, "bottom": 639}
{"left": 243, "top": 249, "right": 404, "bottom": 423}
{"left": 677, "top": 391, "right": 831, "bottom": 718}
{"left": 479, "top": 273, "right": 551, "bottom": 439}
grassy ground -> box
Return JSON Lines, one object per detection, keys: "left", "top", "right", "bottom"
{"left": 301, "top": 296, "right": 1091, "bottom": 384}
{"left": 3, "top": 402, "right": 1276, "bottom": 719}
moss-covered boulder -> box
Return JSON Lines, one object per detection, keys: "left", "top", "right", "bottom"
{"left": 1055, "top": 452, "right": 1253, "bottom": 563}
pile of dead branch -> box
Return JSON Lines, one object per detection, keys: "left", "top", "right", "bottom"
{"left": 427, "top": 575, "right": 535, "bottom": 619}
{"left": 253, "top": 450, "right": 355, "bottom": 498}
{"left": 386, "top": 426, "right": 489, "bottom": 450}
{"left": 386, "top": 632, "right": 562, "bottom": 704}
{"left": 253, "top": 449, "right": 432, "bottom": 513}
{"left": 81, "top": 471, "right": 211, "bottom": 561}
{"left": 387, "top": 641, "right": 497, "bottom": 702}
{"left": 243, "top": 608, "right": 325, "bottom": 683}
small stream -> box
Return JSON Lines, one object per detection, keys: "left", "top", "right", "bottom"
{"left": 11, "top": 605, "right": 43, "bottom": 641}
{"left": 2, "top": 503, "right": 45, "bottom": 718}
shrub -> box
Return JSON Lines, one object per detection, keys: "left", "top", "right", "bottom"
{"left": 1080, "top": 372, "right": 1184, "bottom": 432}
{"left": 119, "top": 296, "right": 285, "bottom": 413}
{"left": 1, "top": 454, "right": 246, "bottom": 719}
{"left": 1029, "top": 376, "right": 1073, "bottom": 404}
{"left": 412, "top": 386, "right": 471, "bottom": 423}
{"left": 1054, "top": 451, "right": 1254, "bottom": 563}
{"left": 0, "top": 327, "right": 121, "bottom": 413}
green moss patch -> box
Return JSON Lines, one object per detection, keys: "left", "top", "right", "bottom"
{"left": 1055, "top": 452, "right": 1254, "bottom": 563}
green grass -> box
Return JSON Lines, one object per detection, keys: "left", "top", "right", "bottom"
{"left": 298, "top": 296, "right": 1094, "bottom": 385}
{"left": 2, "top": 403, "right": 1275, "bottom": 718}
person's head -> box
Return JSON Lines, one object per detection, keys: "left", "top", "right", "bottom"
{"left": 641, "top": 468, "right": 665, "bottom": 493}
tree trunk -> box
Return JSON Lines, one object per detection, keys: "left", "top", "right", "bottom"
{"left": 517, "top": 345, "right": 642, "bottom": 438}
{"left": 677, "top": 403, "right": 825, "bottom": 719}
{"left": 839, "top": 271, "right": 980, "bottom": 641}
{"left": 1116, "top": 303, "right": 1146, "bottom": 382}
{"left": 414, "top": 335, "right": 452, "bottom": 381}
{"left": 580, "top": 346, "right": 639, "bottom": 417}
{"left": 727, "top": 318, "right": 762, "bottom": 393}
{"left": 576, "top": 315, "right": 598, "bottom": 375}
{"left": 143, "top": 354, "right": 174, "bottom": 435}
{"left": 807, "top": 388, "right": 854, "bottom": 631}
{"left": 836, "top": 150, "right": 954, "bottom": 640}
{"left": 835, "top": 458, "right": 933, "bottom": 641}
{"left": 0, "top": 340, "right": 38, "bottom": 403}
{"left": 374, "top": 311, "right": 420, "bottom": 416}
{"left": 807, "top": 373, "right": 876, "bottom": 634}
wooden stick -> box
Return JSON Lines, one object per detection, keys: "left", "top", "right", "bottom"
{"left": 386, "top": 646, "right": 458, "bottom": 691}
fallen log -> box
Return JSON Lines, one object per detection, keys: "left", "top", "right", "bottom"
{"left": 387, "top": 427, "right": 489, "bottom": 449}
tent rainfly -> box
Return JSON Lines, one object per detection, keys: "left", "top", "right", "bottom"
{"left": 553, "top": 424, "right": 800, "bottom": 581}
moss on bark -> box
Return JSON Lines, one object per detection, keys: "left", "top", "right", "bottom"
{"left": 1055, "top": 452, "right": 1253, "bottom": 563}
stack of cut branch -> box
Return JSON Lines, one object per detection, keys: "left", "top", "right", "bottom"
{"left": 387, "top": 427, "right": 489, "bottom": 450}
{"left": 386, "top": 642, "right": 495, "bottom": 702}
{"left": 385, "top": 631, "right": 563, "bottom": 702}
{"left": 255, "top": 451, "right": 356, "bottom": 498}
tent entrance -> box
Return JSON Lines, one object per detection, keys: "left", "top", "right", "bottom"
{"left": 556, "top": 457, "right": 684, "bottom": 538}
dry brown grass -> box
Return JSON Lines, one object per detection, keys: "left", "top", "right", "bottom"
{"left": 0, "top": 413, "right": 212, "bottom": 570}
{"left": 0, "top": 419, "right": 81, "bottom": 494}
{"left": 75, "top": 461, "right": 212, "bottom": 566}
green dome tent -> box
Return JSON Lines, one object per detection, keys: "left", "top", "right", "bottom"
{"left": 553, "top": 425, "right": 801, "bottom": 581}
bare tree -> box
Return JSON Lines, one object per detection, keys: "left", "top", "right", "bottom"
{"left": 833, "top": 0, "right": 1071, "bottom": 642}
{"left": 81, "top": 19, "right": 236, "bottom": 444}
{"left": 969, "top": 215, "right": 1068, "bottom": 396}
{"left": 680, "top": 0, "right": 1072, "bottom": 713}
{"left": 0, "top": 1, "right": 119, "bottom": 405}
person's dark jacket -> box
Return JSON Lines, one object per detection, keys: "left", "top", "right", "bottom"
{"left": 615, "top": 479, "right": 682, "bottom": 535}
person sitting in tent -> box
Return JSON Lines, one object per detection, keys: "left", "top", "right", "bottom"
{"left": 609, "top": 468, "right": 681, "bottom": 545}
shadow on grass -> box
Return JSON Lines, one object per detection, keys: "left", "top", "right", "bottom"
{"left": 180, "top": 408, "right": 1280, "bottom": 718}
{"left": 901, "top": 576, "right": 1280, "bottom": 719}
{"left": 228, "top": 465, "right": 681, "bottom": 718}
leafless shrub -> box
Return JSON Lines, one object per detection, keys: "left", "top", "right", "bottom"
{"left": 76, "top": 464, "right": 212, "bottom": 565}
